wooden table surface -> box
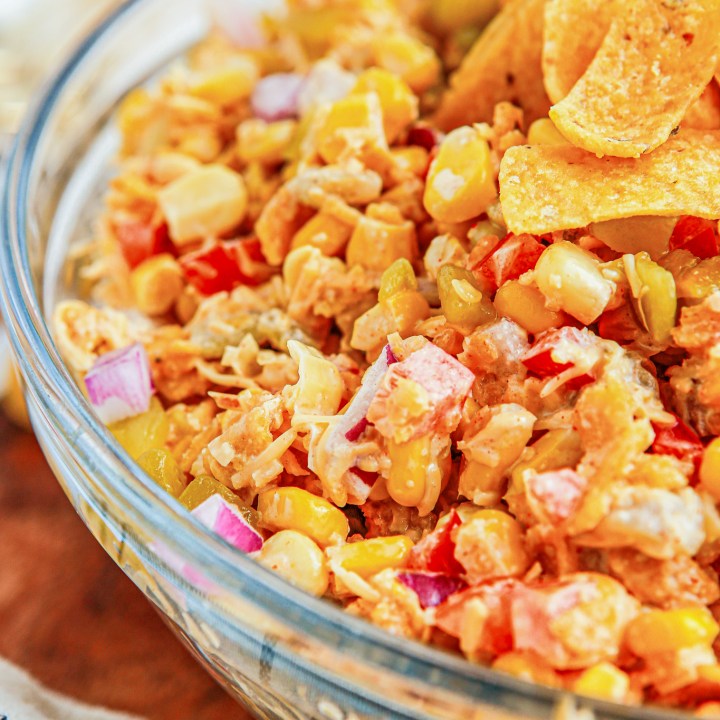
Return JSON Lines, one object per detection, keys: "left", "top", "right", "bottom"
{"left": 0, "top": 408, "right": 250, "bottom": 719}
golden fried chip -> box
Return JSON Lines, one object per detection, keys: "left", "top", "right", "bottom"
{"left": 542, "top": 0, "right": 619, "bottom": 104}
{"left": 683, "top": 80, "right": 720, "bottom": 130}
{"left": 434, "top": 0, "right": 550, "bottom": 131}
{"left": 549, "top": 0, "right": 720, "bottom": 158}
{"left": 499, "top": 130, "right": 720, "bottom": 235}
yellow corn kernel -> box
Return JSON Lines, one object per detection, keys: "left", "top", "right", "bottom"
{"left": 316, "top": 93, "right": 387, "bottom": 164}
{"left": 137, "top": 448, "right": 186, "bottom": 498}
{"left": 373, "top": 33, "right": 440, "bottom": 94}
{"left": 573, "top": 663, "right": 630, "bottom": 702}
{"left": 346, "top": 214, "right": 418, "bottom": 271}
{"left": 391, "top": 146, "right": 430, "bottom": 177}
{"left": 494, "top": 280, "right": 566, "bottom": 335}
{"left": 290, "top": 212, "right": 353, "bottom": 256}
{"left": 109, "top": 397, "right": 168, "bottom": 459}
{"left": 330, "top": 535, "right": 414, "bottom": 578}
{"left": 130, "top": 253, "right": 184, "bottom": 316}
{"left": 257, "top": 487, "right": 349, "bottom": 548}
{"left": 492, "top": 652, "right": 561, "bottom": 687}
{"left": 454, "top": 509, "right": 530, "bottom": 582}
{"left": 158, "top": 165, "right": 247, "bottom": 246}
{"left": 236, "top": 118, "right": 297, "bottom": 165}
{"left": 510, "top": 428, "right": 583, "bottom": 489}
{"left": 626, "top": 608, "right": 719, "bottom": 657}
{"left": 534, "top": 241, "right": 613, "bottom": 325}
{"left": 387, "top": 435, "right": 431, "bottom": 507}
{"left": 258, "top": 529, "right": 329, "bottom": 596}
{"left": 379, "top": 258, "right": 418, "bottom": 302}
{"left": 384, "top": 290, "right": 431, "bottom": 336}
{"left": 701, "top": 438, "right": 720, "bottom": 501}
{"left": 180, "top": 475, "right": 243, "bottom": 511}
{"left": 424, "top": 126, "right": 496, "bottom": 224}
{"left": 351, "top": 301, "right": 397, "bottom": 354}
{"left": 352, "top": 67, "right": 418, "bottom": 143}
{"left": 697, "top": 701, "right": 720, "bottom": 717}
{"left": 527, "top": 118, "right": 568, "bottom": 146}
{"left": 189, "top": 58, "right": 259, "bottom": 105}
{"left": 287, "top": 340, "right": 344, "bottom": 417}
{"left": 150, "top": 151, "right": 200, "bottom": 184}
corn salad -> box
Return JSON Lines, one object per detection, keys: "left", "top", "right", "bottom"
{"left": 55, "top": 0, "right": 720, "bottom": 712}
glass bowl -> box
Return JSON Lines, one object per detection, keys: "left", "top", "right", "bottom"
{"left": 0, "top": 2, "right": 687, "bottom": 718}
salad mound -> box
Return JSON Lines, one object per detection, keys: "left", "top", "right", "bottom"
{"left": 55, "top": 0, "right": 720, "bottom": 710}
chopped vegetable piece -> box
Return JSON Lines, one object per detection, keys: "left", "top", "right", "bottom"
{"left": 651, "top": 413, "right": 703, "bottom": 472}
{"left": 250, "top": 73, "right": 304, "bottom": 121}
{"left": 114, "top": 220, "right": 172, "bottom": 269}
{"left": 397, "top": 571, "right": 467, "bottom": 609}
{"left": 408, "top": 509, "right": 465, "bottom": 576}
{"left": 191, "top": 494, "right": 264, "bottom": 553}
{"left": 137, "top": 448, "right": 186, "bottom": 498}
{"left": 437, "top": 264, "right": 497, "bottom": 330}
{"left": 669, "top": 216, "right": 719, "bottom": 259}
{"left": 469, "top": 233, "right": 545, "bottom": 294}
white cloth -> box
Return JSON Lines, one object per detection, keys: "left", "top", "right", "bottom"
{"left": 0, "top": 657, "right": 143, "bottom": 720}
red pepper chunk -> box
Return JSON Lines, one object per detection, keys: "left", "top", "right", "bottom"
{"left": 668, "top": 216, "right": 719, "bottom": 259}
{"left": 651, "top": 413, "right": 703, "bottom": 474}
{"left": 179, "top": 241, "right": 244, "bottom": 295}
{"left": 408, "top": 509, "right": 465, "bottom": 576}
{"left": 521, "top": 326, "right": 594, "bottom": 390}
{"left": 469, "top": 232, "right": 545, "bottom": 294}
{"left": 114, "top": 220, "right": 172, "bottom": 268}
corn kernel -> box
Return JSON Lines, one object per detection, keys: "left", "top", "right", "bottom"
{"left": 351, "top": 301, "right": 397, "bottom": 354}
{"left": 137, "top": 448, "right": 186, "bottom": 498}
{"left": 179, "top": 475, "right": 260, "bottom": 527}
{"left": 697, "top": 702, "right": 720, "bottom": 717}
{"left": 384, "top": 290, "right": 431, "bottom": 336}
{"left": 158, "top": 165, "right": 248, "bottom": 246}
{"left": 237, "top": 119, "right": 297, "bottom": 165}
{"left": 625, "top": 607, "right": 719, "bottom": 656}
{"left": 330, "top": 535, "right": 414, "bottom": 578}
{"left": 189, "top": 58, "right": 259, "bottom": 105}
{"left": 346, "top": 214, "right": 418, "bottom": 271}
{"left": 573, "top": 663, "right": 630, "bottom": 702}
{"left": 373, "top": 33, "right": 440, "bottom": 94}
{"left": 316, "top": 93, "right": 387, "bottom": 164}
{"left": 259, "top": 529, "right": 329, "bottom": 596}
{"left": 290, "top": 212, "right": 353, "bottom": 256}
{"left": 701, "top": 438, "right": 720, "bottom": 501}
{"left": 492, "top": 652, "right": 561, "bottom": 687}
{"left": 109, "top": 397, "right": 168, "bottom": 459}
{"left": 391, "top": 146, "right": 430, "bottom": 177}
{"left": 258, "top": 487, "right": 349, "bottom": 547}
{"left": 424, "top": 126, "right": 496, "bottom": 224}
{"left": 534, "top": 241, "right": 613, "bottom": 324}
{"left": 287, "top": 340, "right": 344, "bottom": 417}
{"left": 527, "top": 118, "right": 568, "bottom": 146}
{"left": 352, "top": 67, "right": 418, "bottom": 143}
{"left": 130, "top": 253, "right": 184, "bottom": 316}
{"left": 387, "top": 435, "right": 431, "bottom": 507}
{"left": 494, "top": 280, "right": 567, "bottom": 335}
{"left": 453, "top": 509, "right": 530, "bottom": 582}
{"left": 379, "top": 258, "right": 418, "bottom": 302}
{"left": 437, "top": 264, "right": 496, "bottom": 330}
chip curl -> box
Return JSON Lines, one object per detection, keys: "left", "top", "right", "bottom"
{"left": 549, "top": 0, "right": 720, "bottom": 158}
{"left": 499, "top": 130, "right": 720, "bottom": 235}
{"left": 434, "top": 0, "right": 550, "bottom": 131}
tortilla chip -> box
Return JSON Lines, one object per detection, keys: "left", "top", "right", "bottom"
{"left": 542, "top": 0, "right": 619, "bottom": 104}
{"left": 499, "top": 130, "right": 720, "bottom": 235}
{"left": 682, "top": 80, "right": 720, "bottom": 130}
{"left": 434, "top": 0, "right": 550, "bottom": 131}
{"left": 549, "top": 0, "right": 720, "bottom": 158}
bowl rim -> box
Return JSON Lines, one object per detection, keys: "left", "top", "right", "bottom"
{"left": 0, "top": 2, "right": 692, "bottom": 718}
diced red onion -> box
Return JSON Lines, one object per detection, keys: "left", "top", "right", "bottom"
{"left": 251, "top": 73, "right": 305, "bottom": 122}
{"left": 385, "top": 345, "right": 399, "bottom": 364}
{"left": 397, "top": 571, "right": 467, "bottom": 609}
{"left": 191, "top": 494, "right": 263, "bottom": 553}
{"left": 84, "top": 343, "right": 153, "bottom": 425}
{"left": 207, "top": 0, "right": 269, "bottom": 49}
{"left": 344, "top": 417, "right": 369, "bottom": 442}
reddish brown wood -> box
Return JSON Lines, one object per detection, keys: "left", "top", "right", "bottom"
{"left": 0, "top": 410, "right": 250, "bottom": 719}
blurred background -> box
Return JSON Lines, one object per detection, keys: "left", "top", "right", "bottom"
{"left": 0, "top": 2, "right": 245, "bottom": 717}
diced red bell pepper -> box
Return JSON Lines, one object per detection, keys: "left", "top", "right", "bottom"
{"left": 651, "top": 412, "right": 704, "bottom": 474}
{"left": 521, "top": 327, "right": 594, "bottom": 390}
{"left": 596, "top": 305, "right": 642, "bottom": 346}
{"left": 178, "top": 241, "right": 247, "bottom": 295}
{"left": 114, "top": 220, "right": 172, "bottom": 268}
{"left": 668, "top": 216, "right": 719, "bottom": 259}
{"left": 407, "top": 123, "right": 443, "bottom": 152}
{"left": 408, "top": 509, "right": 465, "bottom": 576}
{"left": 469, "top": 232, "right": 545, "bottom": 294}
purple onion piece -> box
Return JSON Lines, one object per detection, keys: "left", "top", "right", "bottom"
{"left": 385, "top": 344, "right": 398, "bottom": 364}
{"left": 251, "top": 73, "right": 305, "bottom": 122}
{"left": 397, "top": 571, "right": 467, "bottom": 609}
{"left": 344, "top": 417, "right": 369, "bottom": 442}
{"left": 191, "top": 494, "right": 263, "bottom": 554}
{"left": 84, "top": 343, "right": 153, "bottom": 425}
